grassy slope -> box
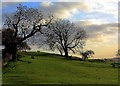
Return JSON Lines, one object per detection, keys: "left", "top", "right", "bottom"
{"left": 2, "top": 52, "right": 119, "bottom": 85}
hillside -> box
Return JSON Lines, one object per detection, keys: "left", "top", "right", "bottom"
{"left": 2, "top": 52, "right": 119, "bottom": 85}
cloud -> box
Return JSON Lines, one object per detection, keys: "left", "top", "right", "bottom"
{"left": 75, "top": 19, "right": 110, "bottom": 26}
{"left": 79, "top": 22, "right": 118, "bottom": 58}
{"left": 89, "top": 2, "right": 118, "bottom": 19}
{"left": 1, "top": 1, "right": 118, "bottom": 24}
{"left": 86, "top": 23, "right": 118, "bottom": 43}
{"left": 40, "top": 1, "right": 118, "bottom": 24}
{"left": 1, "top": 2, "right": 90, "bottom": 19}
{"left": 41, "top": 2, "right": 52, "bottom": 7}
{"left": 39, "top": 2, "right": 89, "bottom": 19}
{"left": 66, "top": 1, "right": 118, "bottom": 24}
{"left": 75, "top": 21, "right": 118, "bottom": 44}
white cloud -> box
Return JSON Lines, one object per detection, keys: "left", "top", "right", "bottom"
{"left": 46, "top": 1, "right": 118, "bottom": 24}
{"left": 81, "top": 19, "right": 109, "bottom": 25}
{"left": 56, "top": 1, "right": 118, "bottom": 23}
{"left": 41, "top": 1, "right": 52, "bottom": 7}
{"left": 88, "top": 2, "right": 118, "bottom": 19}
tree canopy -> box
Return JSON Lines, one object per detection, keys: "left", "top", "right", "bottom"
{"left": 2, "top": 4, "right": 53, "bottom": 60}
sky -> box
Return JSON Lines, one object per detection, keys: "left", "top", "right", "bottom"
{"left": 0, "top": 0, "right": 119, "bottom": 58}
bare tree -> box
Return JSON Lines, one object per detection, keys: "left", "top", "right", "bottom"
{"left": 80, "top": 50, "right": 94, "bottom": 60}
{"left": 2, "top": 4, "right": 53, "bottom": 61}
{"left": 117, "top": 49, "right": 120, "bottom": 56}
{"left": 44, "top": 19, "right": 86, "bottom": 58}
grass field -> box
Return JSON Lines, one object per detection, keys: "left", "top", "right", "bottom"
{"left": 2, "top": 52, "right": 119, "bottom": 85}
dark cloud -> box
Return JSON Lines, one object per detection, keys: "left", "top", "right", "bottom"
{"left": 75, "top": 21, "right": 118, "bottom": 41}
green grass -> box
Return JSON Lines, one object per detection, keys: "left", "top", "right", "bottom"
{"left": 2, "top": 52, "right": 119, "bottom": 85}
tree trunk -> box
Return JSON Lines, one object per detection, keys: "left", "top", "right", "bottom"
{"left": 64, "top": 48, "right": 69, "bottom": 58}
{"left": 4, "top": 43, "right": 17, "bottom": 61}
{"left": 11, "top": 44, "right": 17, "bottom": 61}
{"left": 12, "top": 44, "right": 17, "bottom": 61}
{"left": 57, "top": 46, "right": 63, "bottom": 56}
{"left": 60, "top": 51, "right": 63, "bottom": 56}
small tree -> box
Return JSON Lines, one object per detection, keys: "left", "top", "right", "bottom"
{"left": 2, "top": 4, "right": 53, "bottom": 61}
{"left": 80, "top": 50, "right": 94, "bottom": 60}
{"left": 44, "top": 19, "right": 86, "bottom": 58}
{"left": 117, "top": 49, "right": 120, "bottom": 56}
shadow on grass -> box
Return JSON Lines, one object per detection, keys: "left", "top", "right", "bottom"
{"left": 17, "top": 59, "right": 32, "bottom": 64}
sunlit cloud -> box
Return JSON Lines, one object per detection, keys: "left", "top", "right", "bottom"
{"left": 83, "top": 23, "right": 118, "bottom": 58}
{"left": 41, "top": 1, "right": 52, "bottom": 7}
{"left": 74, "top": 20, "right": 118, "bottom": 58}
